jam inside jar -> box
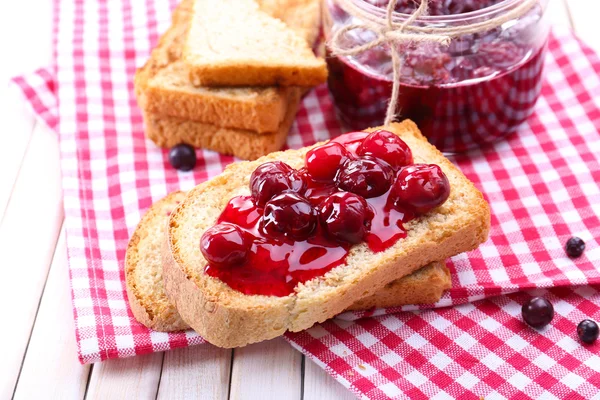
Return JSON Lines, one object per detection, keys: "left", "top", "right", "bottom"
{"left": 324, "top": 0, "right": 550, "bottom": 153}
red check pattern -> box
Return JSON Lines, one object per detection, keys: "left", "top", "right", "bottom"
{"left": 288, "top": 287, "right": 600, "bottom": 399}
{"left": 11, "top": 0, "right": 600, "bottom": 397}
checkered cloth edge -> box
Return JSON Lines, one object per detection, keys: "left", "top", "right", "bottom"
{"left": 12, "top": 68, "right": 58, "bottom": 131}
{"left": 11, "top": 0, "right": 600, "bottom": 397}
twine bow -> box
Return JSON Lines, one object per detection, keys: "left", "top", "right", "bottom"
{"left": 329, "top": 0, "right": 540, "bottom": 126}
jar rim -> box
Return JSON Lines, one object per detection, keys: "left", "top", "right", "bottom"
{"left": 352, "top": 0, "right": 530, "bottom": 23}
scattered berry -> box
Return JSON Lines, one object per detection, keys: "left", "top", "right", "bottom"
{"left": 565, "top": 237, "right": 585, "bottom": 258}
{"left": 577, "top": 319, "right": 599, "bottom": 344}
{"left": 168, "top": 144, "right": 196, "bottom": 171}
{"left": 522, "top": 297, "right": 554, "bottom": 329}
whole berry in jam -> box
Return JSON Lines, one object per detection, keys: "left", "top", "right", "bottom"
{"left": 522, "top": 297, "right": 554, "bottom": 329}
{"left": 319, "top": 192, "right": 374, "bottom": 244}
{"left": 357, "top": 130, "right": 413, "bottom": 170}
{"left": 168, "top": 144, "right": 196, "bottom": 171}
{"left": 392, "top": 164, "right": 450, "bottom": 214}
{"left": 250, "top": 161, "right": 306, "bottom": 207}
{"left": 577, "top": 319, "right": 599, "bottom": 344}
{"left": 262, "top": 193, "right": 317, "bottom": 240}
{"left": 306, "top": 142, "right": 352, "bottom": 181}
{"left": 565, "top": 237, "right": 585, "bottom": 258}
{"left": 200, "top": 223, "right": 250, "bottom": 267}
{"left": 337, "top": 157, "right": 393, "bottom": 198}
{"left": 333, "top": 131, "right": 371, "bottom": 148}
{"left": 478, "top": 42, "right": 524, "bottom": 69}
{"left": 366, "top": 0, "right": 504, "bottom": 16}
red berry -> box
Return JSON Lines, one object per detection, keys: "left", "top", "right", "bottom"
{"left": 319, "top": 192, "right": 373, "bottom": 244}
{"left": 332, "top": 131, "right": 371, "bottom": 155}
{"left": 357, "top": 130, "right": 413, "bottom": 170}
{"left": 577, "top": 319, "right": 599, "bottom": 344}
{"left": 565, "top": 237, "right": 585, "bottom": 258}
{"left": 250, "top": 161, "right": 306, "bottom": 207}
{"left": 200, "top": 223, "right": 250, "bottom": 267}
{"left": 392, "top": 164, "right": 450, "bottom": 213}
{"left": 333, "top": 131, "right": 371, "bottom": 146}
{"left": 305, "top": 142, "right": 351, "bottom": 181}
{"left": 478, "top": 42, "right": 524, "bottom": 68}
{"left": 169, "top": 144, "right": 196, "bottom": 171}
{"left": 337, "top": 158, "right": 393, "bottom": 198}
{"left": 522, "top": 297, "right": 554, "bottom": 329}
{"left": 262, "top": 193, "right": 317, "bottom": 240}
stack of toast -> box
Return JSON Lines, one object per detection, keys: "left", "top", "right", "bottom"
{"left": 134, "top": 0, "right": 327, "bottom": 160}
{"left": 126, "top": 121, "right": 490, "bottom": 346}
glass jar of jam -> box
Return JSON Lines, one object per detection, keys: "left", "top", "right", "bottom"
{"left": 324, "top": 0, "right": 550, "bottom": 152}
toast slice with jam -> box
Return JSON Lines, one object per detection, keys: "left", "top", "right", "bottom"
{"left": 162, "top": 120, "right": 490, "bottom": 347}
{"left": 125, "top": 191, "right": 451, "bottom": 332}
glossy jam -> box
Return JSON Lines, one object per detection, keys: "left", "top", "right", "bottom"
{"left": 205, "top": 195, "right": 351, "bottom": 296}
{"left": 328, "top": 45, "right": 545, "bottom": 152}
{"left": 326, "top": 0, "right": 548, "bottom": 152}
{"left": 204, "top": 134, "right": 419, "bottom": 297}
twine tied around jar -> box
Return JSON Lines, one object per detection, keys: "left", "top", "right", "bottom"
{"left": 329, "top": 0, "right": 540, "bottom": 126}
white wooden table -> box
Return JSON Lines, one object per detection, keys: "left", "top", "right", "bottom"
{"left": 0, "top": 1, "right": 597, "bottom": 399}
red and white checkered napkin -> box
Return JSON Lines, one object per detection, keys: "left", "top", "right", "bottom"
{"left": 12, "top": 0, "right": 600, "bottom": 397}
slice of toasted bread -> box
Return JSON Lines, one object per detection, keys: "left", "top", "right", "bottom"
{"left": 143, "top": 87, "right": 302, "bottom": 160}
{"left": 345, "top": 263, "right": 451, "bottom": 311}
{"left": 126, "top": 191, "right": 189, "bottom": 332}
{"left": 182, "top": 0, "right": 327, "bottom": 87}
{"left": 134, "top": 0, "right": 321, "bottom": 133}
{"left": 135, "top": 1, "right": 286, "bottom": 133}
{"left": 125, "top": 191, "right": 451, "bottom": 332}
{"left": 256, "top": 0, "right": 322, "bottom": 48}
{"left": 163, "top": 120, "right": 490, "bottom": 347}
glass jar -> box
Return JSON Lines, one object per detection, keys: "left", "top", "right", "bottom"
{"left": 324, "top": 0, "right": 550, "bottom": 152}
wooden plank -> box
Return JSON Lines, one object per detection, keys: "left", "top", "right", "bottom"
{"left": 545, "top": 0, "right": 573, "bottom": 29}
{"left": 0, "top": 0, "right": 53, "bottom": 82}
{"left": 564, "top": 0, "right": 600, "bottom": 53}
{"left": 13, "top": 227, "right": 91, "bottom": 400}
{"left": 0, "top": 0, "right": 53, "bottom": 225}
{"left": 85, "top": 353, "right": 164, "bottom": 399}
{"left": 303, "top": 358, "right": 356, "bottom": 400}
{"left": 0, "top": 123, "right": 64, "bottom": 400}
{"left": 0, "top": 87, "right": 36, "bottom": 221}
{"left": 157, "top": 345, "right": 232, "bottom": 400}
{"left": 229, "top": 338, "right": 302, "bottom": 400}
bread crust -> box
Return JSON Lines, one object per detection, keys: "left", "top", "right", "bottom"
{"left": 136, "top": 63, "right": 289, "bottom": 134}
{"left": 143, "top": 88, "right": 302, "bottom": 160}
{"left": 163, "top": 121, "right": 490, "bottom": 347}
{"left": 346, "top": 263, "right": 451, "bottom": 311}
{"left": 125, "top": 191, "right": 190, "bottom": 332}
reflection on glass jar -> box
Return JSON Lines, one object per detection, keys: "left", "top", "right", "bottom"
{"left": 324, "top": 0, "right": 550, "bottom": 152}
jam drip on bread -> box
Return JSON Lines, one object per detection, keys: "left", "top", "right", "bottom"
{"left": 201, "top": 130, "right": 451, "bottom": 296}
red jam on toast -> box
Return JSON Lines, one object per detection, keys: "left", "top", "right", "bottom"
{"left": 200, "top": 130, "right": 450, "bottom": 296}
